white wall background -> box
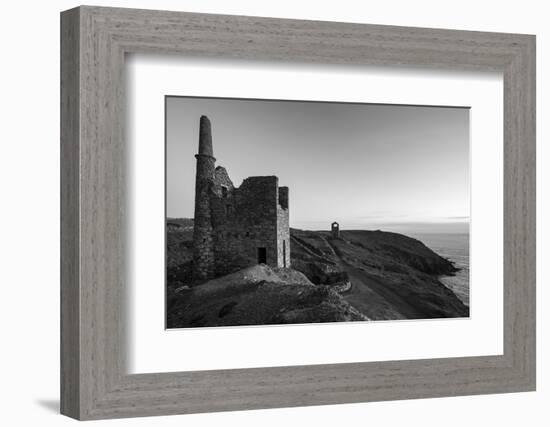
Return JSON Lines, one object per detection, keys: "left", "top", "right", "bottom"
{"left": 0, "top": 0, "right": 546, "bottom": 425}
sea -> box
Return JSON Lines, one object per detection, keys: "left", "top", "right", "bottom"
{"left": 409, "top": 233, "right": 470, "bottom": 307}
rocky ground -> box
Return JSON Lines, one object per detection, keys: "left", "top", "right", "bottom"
{"left": 167, "top": 264, "right": 367, "bottom": 328}
{"left": 166, "top": 218, "right": 469, "bottom": 328}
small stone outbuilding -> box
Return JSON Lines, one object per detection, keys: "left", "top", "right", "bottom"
{"left": 331, "top": 221, "right": 340, "bottom": 238}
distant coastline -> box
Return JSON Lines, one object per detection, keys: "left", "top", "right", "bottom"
{"left": 410, "top": 232, "right": 470, "bottom": 307}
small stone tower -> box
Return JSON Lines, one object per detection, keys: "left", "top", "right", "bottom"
{"left": 192, "top": 116, "right": 216, "bottom": 280}
{"left": 331, "top": 221, "right": 340, "bottom": 238}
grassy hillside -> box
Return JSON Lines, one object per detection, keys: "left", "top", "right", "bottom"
{"left": 291, "top": 229, "right": 467, "bottom": 320}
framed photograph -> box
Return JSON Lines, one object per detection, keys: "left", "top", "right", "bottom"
{"left": 164, "top": 98, "right": 470, "bottom": 329}
{"left": 61, "top": 6, "right": 535, "bottom": 420}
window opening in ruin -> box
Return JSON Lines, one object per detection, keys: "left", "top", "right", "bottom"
{"left": 283, "top": 240, "right": 287, "bottom": 268}
{"left": 221, "top": 186, "right": 228, "bottom": 198}
{"left": 226, "top": 204, "right": 232, "bottom": 214}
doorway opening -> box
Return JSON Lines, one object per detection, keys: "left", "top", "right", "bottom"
{"left": 257, "top": 247, "right": 267, "bottom": 264}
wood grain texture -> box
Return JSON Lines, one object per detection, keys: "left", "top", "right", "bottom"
{"left": 60, "top": 5, "right": 536, "bottom": 420}
{"left": 60, "top": 7, "right": 80, "bottom": 419}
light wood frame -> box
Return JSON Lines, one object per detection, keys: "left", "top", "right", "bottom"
{"left": 60, "top": 5, "right": 536, "bottom": 420}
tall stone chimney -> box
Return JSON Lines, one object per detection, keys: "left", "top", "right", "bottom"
{"left": 192, "top": 116, "right": 216, "bottom": 281}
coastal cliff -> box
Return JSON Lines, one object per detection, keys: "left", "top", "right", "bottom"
{"left": 166, "top": 219, "right": 468, "bottom": 328}
{"left": 290, "top": 229, "right": 467, "bottom": 320}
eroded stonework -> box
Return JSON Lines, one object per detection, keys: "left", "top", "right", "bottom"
{"left": 192, "top": 115, "right": 290, "bottom": 281}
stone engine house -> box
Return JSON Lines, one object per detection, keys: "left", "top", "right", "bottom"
{"left": 192, "top": 115, "right": 290, "bottom": 281}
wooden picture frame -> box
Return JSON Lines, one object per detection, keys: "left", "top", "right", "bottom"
{"left": 60, "top": 5, "right": 536, "bottom": 420}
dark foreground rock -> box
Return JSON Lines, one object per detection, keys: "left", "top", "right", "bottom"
{"left": 167, "top": 264, "right": 368, "bottom": 328}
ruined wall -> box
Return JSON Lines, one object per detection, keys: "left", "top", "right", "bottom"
{"left": 213, "top": 166, "right": 234, "bottom": 193}
{"left": 191, "top": 116, "right": 290, "bottom": 280}
{"left": 210, "top": 175, "right": 281, "bottom": 275}
{"left": 277, "top": 187, "right": 290, "bottom": 268}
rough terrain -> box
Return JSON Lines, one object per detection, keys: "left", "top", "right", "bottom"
{"left": 167, "top": 264, "right": 367, "bottom": 328}
{"left": 291, "top": 229, "right": 468, "bottom": 320}
{"left": 166, "top": 218, "right": 469, "bottom": 328}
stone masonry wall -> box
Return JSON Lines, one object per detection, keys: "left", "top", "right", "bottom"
{"left": 213, "top": 166, "right": 234, "bottom": 193}
{"left": 191, "top": 116, "right": 290, "bottom": 280}
{"left": 210, "top": 174, "right": 282, "bottom": 276}
{"left": 277, "top": 187, "right": 290, "bottom": 268}
{"left": 192, "top": 116, "right": 216, "bottom": 280}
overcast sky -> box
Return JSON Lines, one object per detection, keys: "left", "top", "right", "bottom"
{"left": 166, "top": 96, "right": 469, "bottom": 234}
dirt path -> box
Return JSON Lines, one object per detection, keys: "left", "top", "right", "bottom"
{"left": 323, "top": 236, "right": 412, "bottom": 320}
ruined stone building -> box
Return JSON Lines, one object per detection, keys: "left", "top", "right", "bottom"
{"left": 192, "top": 115, "right": 290, "bottom": 281}
{"left": 331, "top": 221, "right": 340, "bottom": 238}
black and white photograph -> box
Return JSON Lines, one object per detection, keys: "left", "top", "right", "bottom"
{"left": 165, "top": 96, "right": 470, "bottom": 328}
{"left": 2, "top": 0, "right": 541, "bottom": 423}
